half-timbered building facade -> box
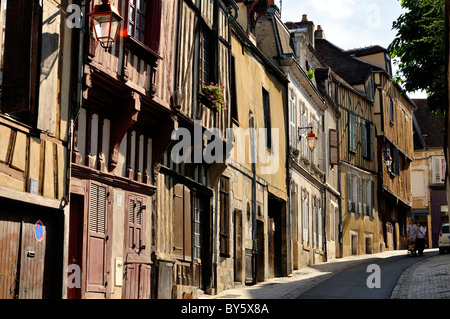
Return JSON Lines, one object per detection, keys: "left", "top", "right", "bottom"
{"left": 0, "top": 0, "right": 72, "bottom": 298}
{"left": 213, "top": 0, "right": 290, "bottom": 292}
{"left": 153, "top": 0, "right": 238, "bottom": 298}
{"left": 314, "top": 38, "right": 413, "bottom": 253}
{"left": 69, "top": 0, "right": 176, "bottom": 299}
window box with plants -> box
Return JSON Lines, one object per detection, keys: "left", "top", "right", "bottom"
{"left": 200, "top": 83, "right": 227, "bottom": 111}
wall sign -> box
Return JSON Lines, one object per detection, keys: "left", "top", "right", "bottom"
{"left": 35, "top": 220, "right": 44, "bottom": 242}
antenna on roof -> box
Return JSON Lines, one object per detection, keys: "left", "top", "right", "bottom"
{"left": 280, "top": 0, "right": 282, "bottom": 16}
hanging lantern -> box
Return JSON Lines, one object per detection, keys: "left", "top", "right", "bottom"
{"left": 89, "top": 0, "right": 123, "bottom": 51}
{"left": 306, "top": 130, "right": 317, "bottom": 151}
{"left": 385, "top": 154, "right": 393, "bottom": 168}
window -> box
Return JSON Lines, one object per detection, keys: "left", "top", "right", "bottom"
{"left": 219, "top": 176, "right": 230, "bottom": 257}
{"left": 312, "top": 196, "right": 322, "bottom": 249}
{"left": 230, "top": 55, "right": 238, "bottom": 123}
{"left": 199, "top": 28, "right": 211, "bottom": 92}
{"left": 289, "top": 93, "right": 297, "bottom": 147}
{"left": 0, "top": 0, "right": 41, "bottom": 122}
{"left": 262, "top": 88, "right": 272, "bottom": 149}
{"left": 347, "top": 172, "right": 375, "bottom": 217}
{"left": 348, "top": 113, "right": 357, "bottom": 153}
{"left": 389, "top": 98, "right": 394, "bottom": 125}
{"left": 432, "top": 156, "right": 446, "bottom": 184}
{"left": 361, "top": 120, "right": 374, "bottom": 159}
{"left": 301, "top": 104, "right": 309, "bottom": 160}
{"left": 329, "top": 129, "right": 339, "bottom": 166}
{"left": 362, "top": 178, "right": 375, "bottom": 217}
{"left": 346, "top": 172, "right": 359, "bottom": 214}
{"left": 128, "top": 0, "right": 147, "bottom": 43}
{"left": 385, "top": 143, "right": 400, "bottom": 176}
{"left": 312, "top": 117, "right": 319, "bottom": 165}
{"left": 126, "top": 0, "right": 161, "bottom": 51}
{"left": 302, "top": 190, "right": 309, "bottom": 245}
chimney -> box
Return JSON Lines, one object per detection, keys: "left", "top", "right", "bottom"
{"left": 297, "top": 14, "right": 315, "bottom": 47}
{"left": 315, "top": 25, "right": 326, "bottom": 39}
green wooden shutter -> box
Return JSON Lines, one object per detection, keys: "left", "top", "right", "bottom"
{"left": 370, "top": 124, "right": 374, "bottom": 160}
{"left": 371, "top": 180, "right": 375, "bottom": 218}
{"left": 361, "top": 120, "right": 367, "bottom": 158}
{"left": 362, "top": 177, "right": 367, "bottom": 215}
{"left": 347, "top": 172, "right": 352, "bottom": 212}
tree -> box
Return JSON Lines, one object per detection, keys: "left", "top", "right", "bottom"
{"left": 388, "top": 0, "right": 445, "bottom": 114}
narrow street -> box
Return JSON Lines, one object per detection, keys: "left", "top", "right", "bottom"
{"left": 296, "top": 250, "right": 440, "bottom": 299}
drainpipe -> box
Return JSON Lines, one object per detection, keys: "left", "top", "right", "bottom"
{"left": 336, "top": 82, "right": 343, "bottom": 258}
{"left": 250, "top": 110, "right": 257, "bottom": 284}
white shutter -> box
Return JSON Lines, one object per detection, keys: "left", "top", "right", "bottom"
{"left": 432, "top": 157, "right": 443, "bottom": 184}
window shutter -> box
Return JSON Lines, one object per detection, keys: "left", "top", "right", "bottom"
{"left": 219, "top": 177, "right": 230, "bottom": 257}
{"left": 329, "top": 129, "right": 339, "bottom": 166}
{"left": 361, "top": 121, "right": 367, "bottom": 158}
{"left": 128, "top": 197, "right": 144, "bottom": 251}
{"left": 369, "top": 124, "right": 374, "bottom": 160}
{"left": 371, "top": 180, "right": 375, "bottom": 218}
{"left": 87, "top": 183, "right": 108, "bottom": 292}
{"left": 146, "top": 0, "right": 162, "bottom": 52}
{"left": 394, "top": 148, "right": 400, "bottom": 176}
{"left": 362, "top": 177, "right": 367, "bottom": 215}
{"left": 442, "top": 158, "right": 447, "bottom": 183}
{"left": 349, "top": 113, "right": 356, "bottom": 153}
{"left": 432, "top": 157, "right": 442, "bottom": 184}
{"left": 90, "top": 184, "right": 106, "bottom": 234}
{"left": 129, "top": 198, "right": 136, "bottom": 249}
{"left": 357, "top": 176, "right": 361, "bottom": 214}
{"left": 346, "top": 173, "right": 352, "bottom": 212}
{"left": 173, "top": 184, "right": 184, "bottom": 258}
{"left": 183, "top": 186, "right": 191, "bottom": 260}
{"left": 1, "top": 0, "right": 40, "bottom": 114}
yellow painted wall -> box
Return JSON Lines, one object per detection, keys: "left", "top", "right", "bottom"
{"left": 230, "top": 33, "right": 287, "bottom": 199}
{"left": 341, "top": 164, "right": 382, "bottom": 256}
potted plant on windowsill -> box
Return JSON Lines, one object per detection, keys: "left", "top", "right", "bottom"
{"left": 202, "top": 83, "right": 227, "bottom": 111}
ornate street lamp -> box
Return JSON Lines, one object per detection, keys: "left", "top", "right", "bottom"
{"left": 385, "top": 154, "right": 393, "bottom": 169}
{"left": 88, "top": 0, "right": 123, "bottom": 51}
{"left": 298, "top": 127, "right": 318, "bottom": 151}
{"left": 306, "top": 130, "right": 317, "bottom": 151}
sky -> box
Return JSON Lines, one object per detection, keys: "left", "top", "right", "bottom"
{"left": 279, "top": 0, "right": 427, "bottom": 98}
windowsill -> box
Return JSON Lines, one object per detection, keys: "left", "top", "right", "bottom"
{"left": 124, "top": 36, "right": 162, "bottom": 62}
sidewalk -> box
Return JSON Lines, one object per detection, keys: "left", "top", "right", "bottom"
{"left": 199, "top": 249, "right": 449, "bottom": 299}
{"left": 390, "top": 249, "right": 450, "bottom": 299}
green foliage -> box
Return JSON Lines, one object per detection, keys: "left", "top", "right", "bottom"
{"left": 202, "top": 83, "right": 227, "bottom": 111}
{"left": 306, "top": 69, "right": 315, "bottom": 80}
{"left": 387, "top": 0, "right": 445, "bottom": 114}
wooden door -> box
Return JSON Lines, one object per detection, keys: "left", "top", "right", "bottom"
{"left": 68, "top": 194, "right": 84, "bottom": 299}
{"left": 124, "top": 263, "right": 151, "bottom": 299}
{"left": 18, "top": 215, "right": 47, "bottom": 299}
{"left": 0, "top": 209, "right": 21, "bottom": 299}
{"left": 86, "top": 182, "right": 109, "bottom": 293}
{"left": 193, "top": 194, "right": 211, "bottom": 291}
{"left": 0, "top": 200, "right": 63, "bottom": 299}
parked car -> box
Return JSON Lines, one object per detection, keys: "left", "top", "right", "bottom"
{"left": 439, "top": 223, "right": 450, "bottom": 254}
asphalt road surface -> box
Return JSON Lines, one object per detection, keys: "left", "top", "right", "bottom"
{"left": 296, "top": 250, "right": 439, "bottom": 299}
